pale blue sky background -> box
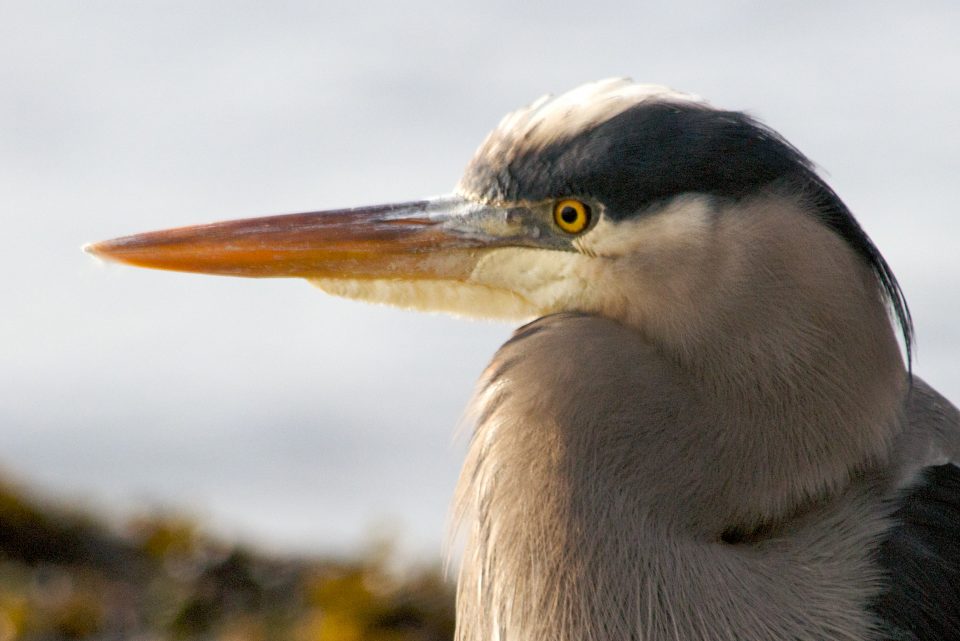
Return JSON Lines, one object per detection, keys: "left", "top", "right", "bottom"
{"left": 2, "top": 1, "right": 958, "bottom": 557}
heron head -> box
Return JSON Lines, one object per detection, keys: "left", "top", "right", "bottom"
{"left": 86, "top": 79, "right": 910, "bottom": 358}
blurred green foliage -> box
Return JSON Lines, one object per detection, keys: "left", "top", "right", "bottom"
{"left": 0, "top": 477, "right": 454, "bottom": 641}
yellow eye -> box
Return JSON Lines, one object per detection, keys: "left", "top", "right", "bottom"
{"left": 553, "top": 199, "right": 591, "bottom": 234}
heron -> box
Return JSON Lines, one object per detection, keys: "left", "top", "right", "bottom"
{"left": 87, "top": 79, "right": 959, "bottom": 641}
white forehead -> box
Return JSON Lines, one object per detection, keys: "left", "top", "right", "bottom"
{"left": 487, "top": 78, "right": 706, "bottom": 154}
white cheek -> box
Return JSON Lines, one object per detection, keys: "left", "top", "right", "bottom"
{"left": 309, "top": 277, "right": 538, "bottom": 320}
{"left": 580, "top": 196, "right": 714, "bottom": 257}
{"left": 468, "top": 248, "right": 595, "bottom": 313}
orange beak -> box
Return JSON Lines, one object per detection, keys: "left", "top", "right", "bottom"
{"left": 86, "top": 196, "right": 528, "bottom": 282}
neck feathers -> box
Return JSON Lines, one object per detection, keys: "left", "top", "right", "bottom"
{"left": 453, "top": 197, "right": 907, "bottom": 640}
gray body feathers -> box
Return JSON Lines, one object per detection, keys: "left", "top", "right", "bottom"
{"left": 453, "top": 195, "right": 959, "bottom": 640}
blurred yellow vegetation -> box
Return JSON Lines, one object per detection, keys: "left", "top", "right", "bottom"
{"left": 0, "top": 478, "right": 454, "bottom": 641}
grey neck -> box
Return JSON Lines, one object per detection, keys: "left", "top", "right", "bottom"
{"left": 454, "top": 313, "right": 899, "bottom": 641}
{"left": 453, "top": 199, "right": 907, "bottom": 640}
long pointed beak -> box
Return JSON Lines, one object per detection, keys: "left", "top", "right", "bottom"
{"left": 86, "top": 196, "right": 521, "bottom": 281}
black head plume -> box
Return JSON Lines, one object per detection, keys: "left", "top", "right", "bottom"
{"left": 459, "top": 80, "right": 913, "bottom": 366}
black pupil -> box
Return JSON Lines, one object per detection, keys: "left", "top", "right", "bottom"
{"left": 561, "top": 206, "right": 579, "bottom": 224}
